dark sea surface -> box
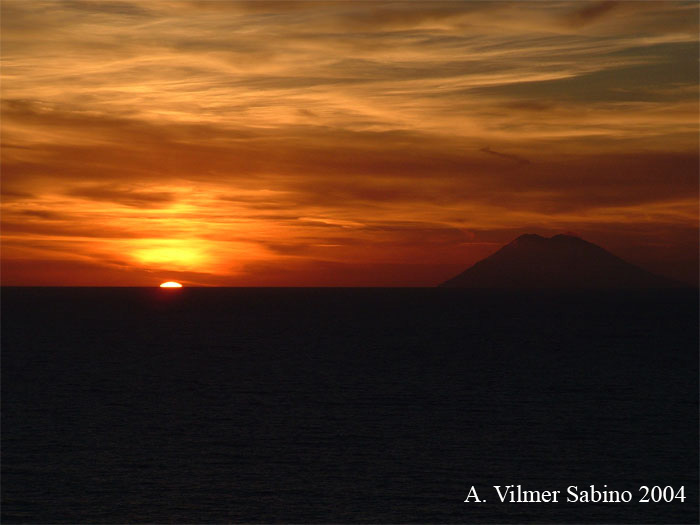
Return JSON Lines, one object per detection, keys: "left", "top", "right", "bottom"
{"left": 2, "top": 287, "right": 698, "bottom": 523}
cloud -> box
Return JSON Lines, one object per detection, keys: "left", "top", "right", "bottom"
{"left": 1, "top": 1, "right": 697, "bottom": 285}
{"left": 61, "top": 1, "right": 154, "bottom": 18}
{"left": 567, "top": 1, "right": 620, "bottom": 27}
{"left": 1, "top": 189, "right": 35, "bottom": 200}
{"left": 479, "top": 146, "right": 531, "bottom": 165}
{"left": 68, "top": 185, "right": 177, "bottom": 208}
{"left": 15, "top": 209, "right": 67, "bottom": 220}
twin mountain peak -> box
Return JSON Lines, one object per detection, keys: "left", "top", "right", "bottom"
{"left": 441, "top": 233, "right": 680, "bottom": 289}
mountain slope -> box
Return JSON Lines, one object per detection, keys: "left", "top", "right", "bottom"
{"left": 440, "top": 234, "right": 679, "bottom": 289}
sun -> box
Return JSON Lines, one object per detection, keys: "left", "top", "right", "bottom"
{"left": 160, "top": 281, "right": 183, "bottom": 288}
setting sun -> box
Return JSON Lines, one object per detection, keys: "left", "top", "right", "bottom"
{"left": 159, "top": 281, "right": 182, "bottom": 288}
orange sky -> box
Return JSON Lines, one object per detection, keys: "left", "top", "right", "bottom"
{"left": 2, "top": 1, "right": 698, "bottom": 286}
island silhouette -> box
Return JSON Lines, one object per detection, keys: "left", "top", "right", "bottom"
{"left": 441, "top": 233, "right": 681, "bottom": 289}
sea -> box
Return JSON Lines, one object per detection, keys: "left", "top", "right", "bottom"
{"left": 2, "top": 287, "right": 698, "bottom": 523}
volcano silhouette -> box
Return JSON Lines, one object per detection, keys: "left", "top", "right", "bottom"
{"left": 441, "top": 234, "right": 679, "bottom": 289}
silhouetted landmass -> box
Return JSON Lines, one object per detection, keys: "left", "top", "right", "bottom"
{"left": 441, "top": 233, "right": 682, "bottom": 289}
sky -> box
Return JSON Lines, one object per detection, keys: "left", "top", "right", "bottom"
{"left": 1, "top": 0, "right": 698, "bottom": 286}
